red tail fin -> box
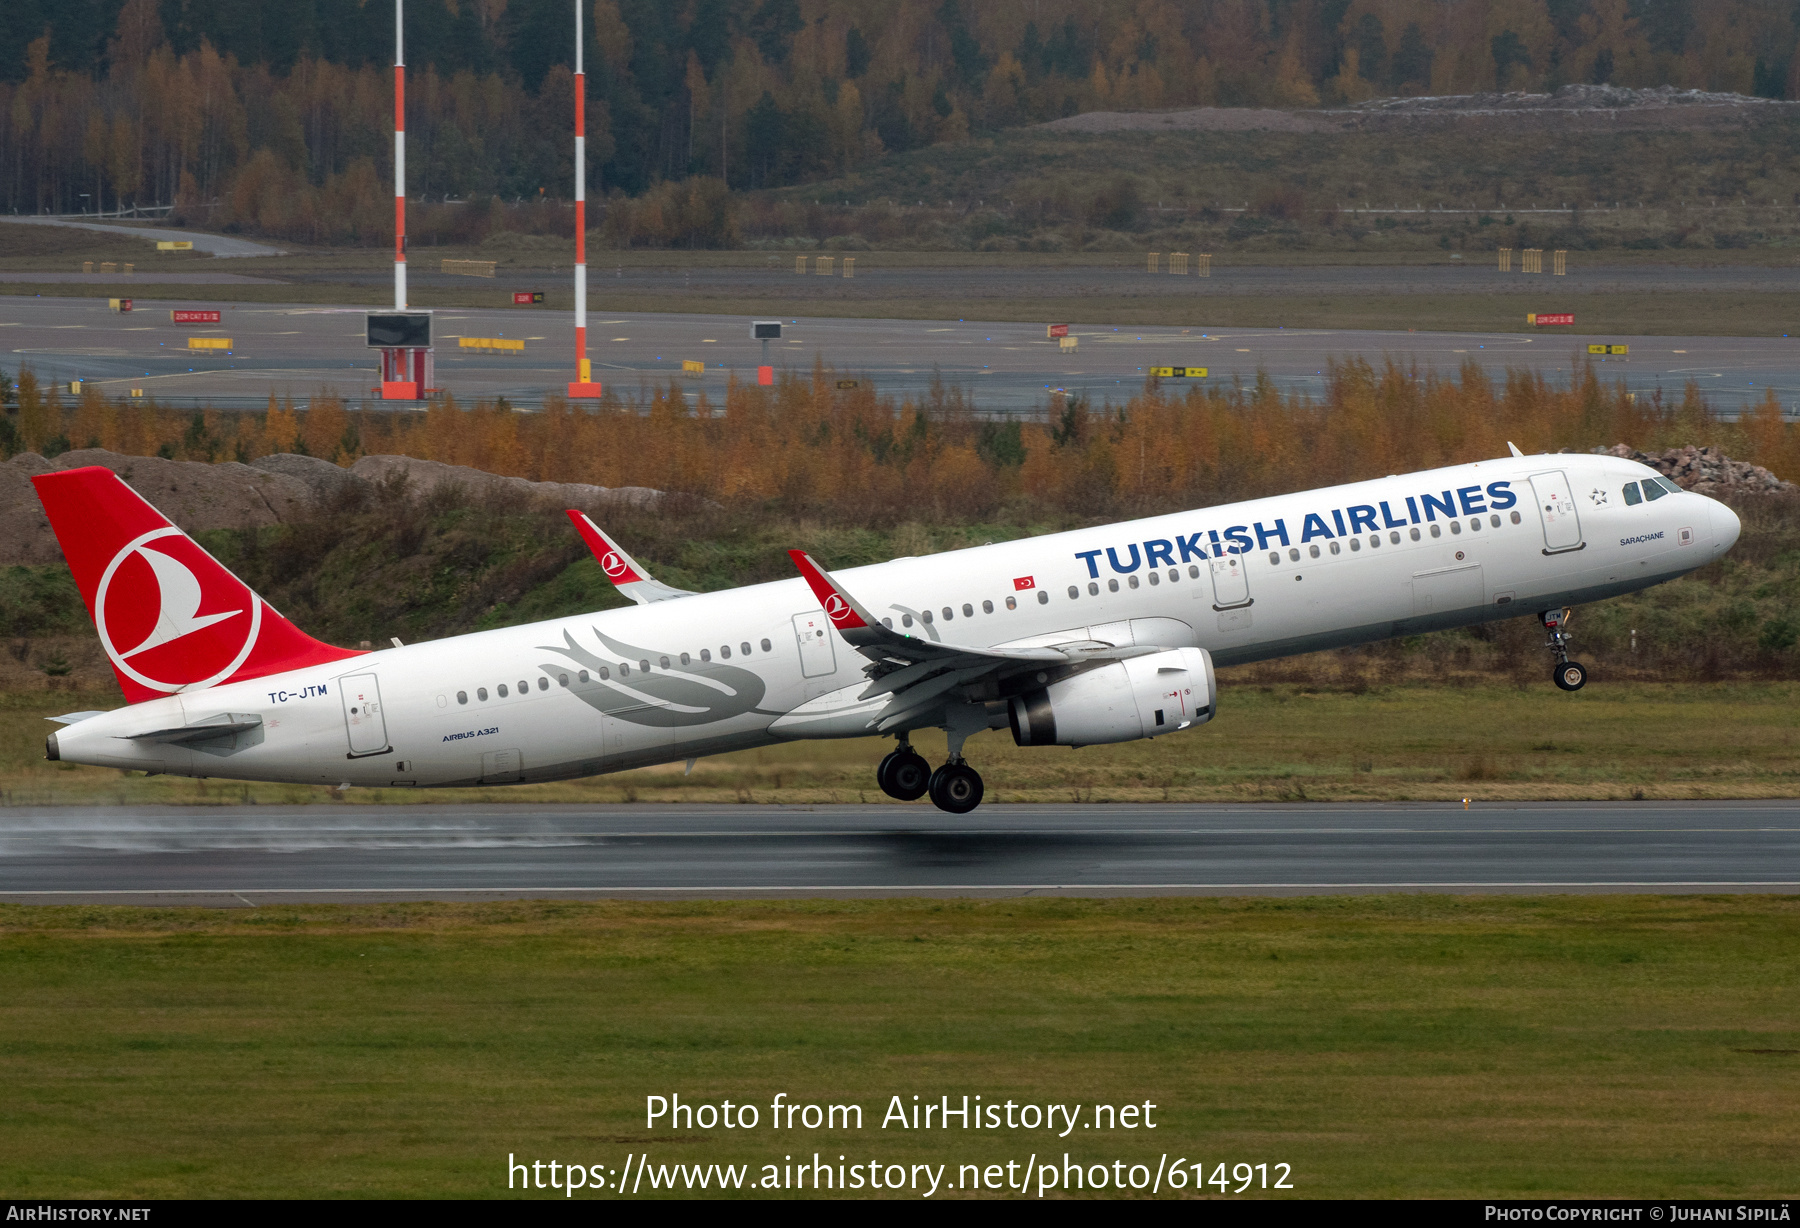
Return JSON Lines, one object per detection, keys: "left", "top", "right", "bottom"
{"left": 32, "top": 466, "right": 363, "bottom": 704}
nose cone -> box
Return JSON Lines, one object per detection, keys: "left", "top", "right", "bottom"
{"left": 1711, "top": 498, "right": 1742, "bottom": 554}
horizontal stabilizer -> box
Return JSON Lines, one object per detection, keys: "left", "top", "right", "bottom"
{"left": 123, "top": 712, "right": 263, "bottom": 744}
{"left": 46, "top": 711, "right": 108, "bottom": 726}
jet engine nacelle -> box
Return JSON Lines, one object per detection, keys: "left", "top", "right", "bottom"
{"left": 1008, "top": 647, "right": 1216, "bottom": 747}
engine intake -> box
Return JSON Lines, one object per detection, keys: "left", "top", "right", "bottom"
{"left": 1008, "top": 647, "right": 1216, "bottom": 747}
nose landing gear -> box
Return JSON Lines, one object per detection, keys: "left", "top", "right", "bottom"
{"left": 1542, "top": 608, "right": 1588, "bottom": 691}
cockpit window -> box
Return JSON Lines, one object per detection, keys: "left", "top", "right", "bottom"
{"left": 1623, "top": 481, "right": 1642, "bottom": 505}
{"left": 1643, "top": 477, "right": 1669, "bottom": 502}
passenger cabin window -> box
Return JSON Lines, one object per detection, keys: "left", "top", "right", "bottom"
{"left": 1168, "top": 568, "right": 1179, "bottom": 582}
{"left": 761, "top": 639, "right": 772, "bottom": 652}
{"left": 497, "top": 684, "right": 509, "bottom": 697}
{"left": 1450, "top": 521, "right": 1462, "bottom": 535}
{"left": 1128, "top": 575, "right": 1140, "bottom": 589}
{"left": 902, "top": 615, "right": 913, "bottom": 627}
{"left": 1148, "top": 571, "right": 1160, "bottom": 585}
{"left": 1269, "top": 552, "right": 1281, "bottom": 565}
{"left": 1188, "top": 565, "right": 1201, "bottom": 579}
{"left": 1389, "top": 531, "right": 1401, "bottom": 544}
{"left": 962, "top": 603, "right": 974, "bottom": 618}
{"left": 1468, "top": 519, "right": 1480, "bottom": 532}
{"left": 639, "top": 661, "right": 650, "bottom": 674}
{"left": 1368, "top": 535, "right": 1380, "bottom": 548}
{"left": 1489, "top": 515, "right": 1500, "bottom": 528}
{"left": 1108, "top": 579, "right": 1119, "bottom": 593}
{"left": 700, "top": 649, "right": 711, "bottom": 661}
{"left": 742, "top": 642, "right": 753, "bottom": 655}
{"left": 1068, "top": 585, "right": 1079, "bottom": 599}
{"left": 942, "top": 607, "right": 954, "bottom": 621}
{"left": 658, "top": 656, "right": 670, "bottom": 669}
{"left": 558, "top": 674, "right": 569, "bottom": 686}
{"left": 1349, "top": 538, "right": 1361, "bottom": 552}
{"left": 719, "top": 646, "right": 730, "bottom": 658}
{"left": 538, "top": 677, "right": 549, "bottom": 690}
{"left": 1037, "top": 590, "right": 1049, "bottom": 604}
{"left": 1329, "top": 541, "right": 1341, "bottom": 555}
{"left": 1088, "top": 582, "right": 1099, "bottom": 595}
{"left": 1005, "top": 596, "right": 1017, "bottom": 610}
{"left": 881, "top": 618, "right": 892, "bottom": 628}
{"left": 1430, "top": 524, "right": 1442, "bottom": 538}
{"left": 982, "top": 600, "right": 993, "bottom": 613}
{"left": 457, "top": 690, "right": 468, "bottom": 704}
{"left": 922, "top": 610, "right": 934, "bottom": 624}
{"left": 477, "top": 687, "right": 489, "bottom": 701}
{"left": 1410, "top": 528, "right": 1420, "bottom": 541}
{"left": 578, "top": 670, "right": 589, "bottom": 682}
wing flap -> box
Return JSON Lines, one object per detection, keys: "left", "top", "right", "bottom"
{"left": 786, "top": 549, "right": 1163, "bottom": 734}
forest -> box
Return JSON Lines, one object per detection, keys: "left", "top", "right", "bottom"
{"left": 4, "top": 0, "right": 1800, "bottom": 241}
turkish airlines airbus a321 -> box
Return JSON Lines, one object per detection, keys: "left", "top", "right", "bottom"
{"left": 35, "top": 448, "right": 1739, "bottom": 813}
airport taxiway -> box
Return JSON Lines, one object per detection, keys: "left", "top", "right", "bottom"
{"left": 1, "top": 801, "right": 1795, "bottom": 903}
{"left": 4, "top": 293, "right": 1796, "bottom": 415}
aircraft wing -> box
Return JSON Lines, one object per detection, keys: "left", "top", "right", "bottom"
{"left": 566, "top": 510, "right": 696, "bottom": 605}
{"left": 787, "top": 549, "right": 1155, "bottom": 734}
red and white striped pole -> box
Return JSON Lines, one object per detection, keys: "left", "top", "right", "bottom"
{"left": 393, "top": 0, "right": 406, "bottom": 311}
{"left": 567, "top": 0, "right": 603, "bottom": 398}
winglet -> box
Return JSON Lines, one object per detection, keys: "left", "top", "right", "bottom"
{"left": 787, "top": 549, "right": 875, "bottom": 633}
{"left": 1508, "top": 441, "right": 1525, "bottom": 457}
{"left": 566, "top": 510, "right": 695, "bottom": 604}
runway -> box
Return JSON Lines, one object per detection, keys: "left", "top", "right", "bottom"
{"left": 1, "top": 801, "right": 1796, "bottom": 904}
{"left": 5, "top": 292, "right": 1797, "bottom": 415}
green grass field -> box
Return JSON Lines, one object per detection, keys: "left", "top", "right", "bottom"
{"left": 1, "top": 895, "right": 1796, "bottom": 1198}
{"left": 6, "top": 680, "right": 1798, "bottom": 807}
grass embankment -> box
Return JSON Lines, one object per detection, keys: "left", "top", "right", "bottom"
{"left": 6, "top": 681, "right": 1797, "bottom": 806}
{"left": 1, "top": 896, "right": 1796, "bottom": 1198}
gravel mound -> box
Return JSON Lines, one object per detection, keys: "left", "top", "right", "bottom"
{"left": 1599, "top": 444, "right": 1794, "bottom": 496}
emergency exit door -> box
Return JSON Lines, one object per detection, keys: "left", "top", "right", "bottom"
{"left": 1530, "top": 471, "right": 1585, "bottom": 553}
{"left": 1210, "top": 554, "right": 1251, "bottom": 608}
{"left": 792, "top": 610, "right": 837, "bottom": 677}
{"left": 338, "top": 672, "right": 389, "bottom": 757}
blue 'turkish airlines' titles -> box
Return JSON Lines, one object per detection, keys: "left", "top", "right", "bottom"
{"left": 1074, "top": 481, "right": 1519, "bottom": 576}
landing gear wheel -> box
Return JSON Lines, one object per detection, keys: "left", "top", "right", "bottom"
{"left": 878, "top": 749, "right": 931, "bottom": 801}
{"left": 1553, "top": 661, "right": 1588, "bottom": 692}
{"left": 928, "top": 762, "right": 985, "bottom": 814}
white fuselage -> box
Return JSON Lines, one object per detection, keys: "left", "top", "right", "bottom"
{"left": 53, "top": 454, "right": 1737, "bottom": 786}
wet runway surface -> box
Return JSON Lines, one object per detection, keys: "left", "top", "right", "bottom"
{"left": 2, "top": 801, "right": 1795, "bottom": 904}
{"left": 5, "top": 292, "right": 1796, "bottom": 414}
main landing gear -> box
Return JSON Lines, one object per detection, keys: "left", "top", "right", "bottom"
{"left": 876, "top": 742, "right": 985, "bottom": 814}
{"left": 1541, "top": 608, "right": 1588, "bottom": 692}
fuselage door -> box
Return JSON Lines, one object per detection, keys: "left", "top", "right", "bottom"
{"left": 338, "top": 671, "right": 390, "bottom": 757}
{"left": 1210, "top": 554, "right": 1251, "bottom": 609}
{"left": 792, "top": 610, "right": 837, "bottom": 678}
{"left": 1530, "top": 470, "right": 1585, "bottom": 553}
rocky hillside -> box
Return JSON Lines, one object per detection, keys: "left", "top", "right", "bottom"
{"left": 0, "top": 450, "right": 661, "bottom": 568}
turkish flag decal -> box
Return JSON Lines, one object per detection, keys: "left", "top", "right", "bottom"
{"left": 1013, "top": 576, "right": 1035, "bottom": 591}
